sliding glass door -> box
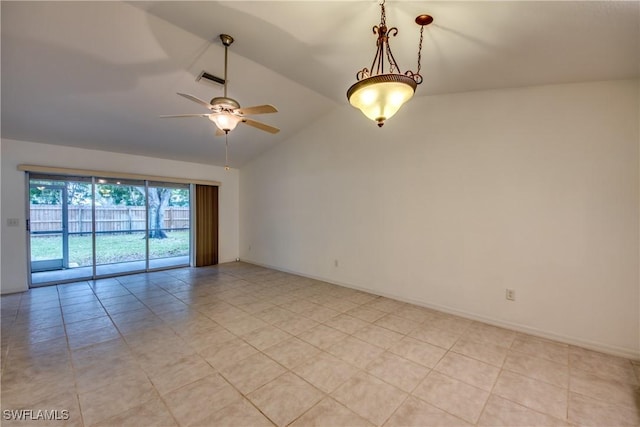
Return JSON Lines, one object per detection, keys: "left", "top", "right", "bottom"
{"left": 95, "top": 178, "right": 147, "bottom": 277}
{"left": 148, "top": 182, "right": 190, "bottom": 269}
{"left": 28, "top": 174, "right": 191, "bottom": 287}
{"left": 30, "top": 176, "right": 95, "bottom": 285}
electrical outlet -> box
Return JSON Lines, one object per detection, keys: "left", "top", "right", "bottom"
{"left": 6, "top": 218, "right": 19, "bottom": 227}
{"left": 505, "top": 289, "right": 516, "bottom": 301}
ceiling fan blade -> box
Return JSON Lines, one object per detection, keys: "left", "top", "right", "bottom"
{"left": 236, "top": 105, "right": 278, "bottom": 116}
{"left": 177, "top": 93, "right": 214, "bottom": 110}
{"left": 243, "top": 118, "right": 280, "bottom": 134}
{"left": 160, "top": 114, "right": 210, "bottom": 118}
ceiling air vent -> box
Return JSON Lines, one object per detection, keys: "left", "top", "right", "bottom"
{"left": 196, "top": 71, "right": 225, "bottom": 87}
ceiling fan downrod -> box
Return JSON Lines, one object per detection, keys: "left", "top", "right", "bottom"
{"left": 219, "top": 34, "right": 234, "bottom": 99}
{"left": 209, "top": 34, "right": 240, "bottom": 112}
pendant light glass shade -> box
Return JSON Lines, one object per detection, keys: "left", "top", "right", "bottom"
{"left": 209, "top": 113, "right": 242, "bottom": 132}
{"left": 347, "top": 75, "right": 417, "bottom": 127}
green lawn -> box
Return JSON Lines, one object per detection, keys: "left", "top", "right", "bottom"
{"left": 31, "top": 231, "right": 189, "bottom": 266}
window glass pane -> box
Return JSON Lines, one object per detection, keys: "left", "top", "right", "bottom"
{"left": 147, "top": 181, "right": 189, "bottom": 189}
{"left": 95, "top": 180, "right": 147, "bottom": 276}
{"left": 148, "top": 184, "right": 190, "bottom": 269}
{"left": 30, "top": 173, "right": 92, "bottom": 183}
{"left": 30, "top": 177, "right": 94, "bottom": 286}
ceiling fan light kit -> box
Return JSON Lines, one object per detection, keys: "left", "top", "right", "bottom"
{"left": 209, "top": 110, "right": 242, "bottom": 132}
{"left": 347, "top": 0, "right": 433, "bottom": 127}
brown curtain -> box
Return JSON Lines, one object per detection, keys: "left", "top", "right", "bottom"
{"left": 195, "top": 185, "right": 219, "bottom": 267}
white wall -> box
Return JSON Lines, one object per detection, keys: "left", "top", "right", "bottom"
{"left": 240, "top": 79, "right": 640, "bottom": 358}
{"left": 1, "top": 139, "right": 239, "bottom": 294}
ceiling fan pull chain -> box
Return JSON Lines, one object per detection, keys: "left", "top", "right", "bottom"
{"left": 225, "top": 133, "right": 230, "bottom": 170}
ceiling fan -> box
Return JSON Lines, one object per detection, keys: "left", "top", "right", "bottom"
{"left": 161, "top": 34, "right": 279, "bottom": 135}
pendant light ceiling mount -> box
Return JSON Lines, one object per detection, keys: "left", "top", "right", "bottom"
{"left": 415, "top": 14, "right": 434, "bottom": 26}
{"left": 347, "top": 0, "right": 433, "bottom": 127}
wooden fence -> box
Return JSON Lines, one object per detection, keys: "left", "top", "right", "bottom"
{"left": 29, "top": 205, "right": 189, "bottom": 233}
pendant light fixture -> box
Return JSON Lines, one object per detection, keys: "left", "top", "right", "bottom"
{"left": 347, "top": 0, "right": 433, "bottom": 127}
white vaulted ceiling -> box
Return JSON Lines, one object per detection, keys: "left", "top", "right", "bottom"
{"left": 2, "top": 1, "right": 638, "bottom": 167}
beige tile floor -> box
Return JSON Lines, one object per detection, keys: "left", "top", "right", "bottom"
{"left": 1, "top": 262, "right": 639, "bottom": 426}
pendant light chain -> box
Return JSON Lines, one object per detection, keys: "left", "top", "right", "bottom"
{"left": 380, "top": 0, "right": 399, "bottom": 75}
{"left": 417, "top": 25, "right": 425, "bottom": 77}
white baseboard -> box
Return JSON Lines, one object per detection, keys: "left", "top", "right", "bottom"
{"left": 240, "top": 258, "right": 640, "bottom": 361}
{"left": 0, "top": 282, "right": 28, "bottom": 295}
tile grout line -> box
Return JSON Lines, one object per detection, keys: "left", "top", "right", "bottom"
{"left": 56, "top": 282, "right": 86, "bottom": 427}
{"left": 475, "top": 329, "right": 512, "bottom": 426}
{"left": 3, "top": 264, "right": 638, "bottom": 426}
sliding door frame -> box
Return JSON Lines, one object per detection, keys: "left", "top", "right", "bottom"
{"left": 25, "top": 171, "right": 197, "bottom": 287}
